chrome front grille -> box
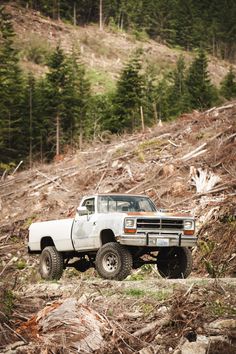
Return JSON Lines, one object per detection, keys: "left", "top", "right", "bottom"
{"left": 137, "top": 218, "right": 183, "bottom": 230}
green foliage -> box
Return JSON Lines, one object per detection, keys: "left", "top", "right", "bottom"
{"left": 0, "top": 6, "right": 25, "bottom": 164}
{"left": 220, "top": 66, "right": 236, "bottom": 100}
{"left": 185, "top": 49, "right": 218, "bottom": 110}
{"left": 132, "top": 29, "right": 149, "bottom": 41}
{"left": 127, "top": 272, "right": 144, "bottom": 281}
{"left": 208, "top": 300, "right": 236, "bottom": 317}
{"left": 23, "top": 215, "right": 37, "bottom": 228}
{"left": 167, "top": 55, "right": 190, "bottom": 117}
{"left": 0, "top": 161, "right": 15, "bottom": 173}
{"left": 23, "top": 35, "right": 52, "bottom": 64}
{"left": 63, "top": 49, "right": 91, "bottom": 146}
{"left": 220, "top": 214, "right": 236, "bottom": 224}
{"left": 16, "top": 259, "right": 27, "bottom": 270}
{"left": 112, "top": 48, "right": 145, "bottom": 132}
{"left": 124, "top": 288, "right": 145, "bottom": 297}
{"left": 2, "top": 289, "right": 14, "bottom": 317}
{"left": 199, "top": 240, "right": 228, "bottom": 278}
{"left": 0, "top": 4, "right": 233, "bottom": 170}
{"left": 153, "top": 76, "right": 170, "bottom": 121}
{"left": 16, "top": 0, "right": 236, "bottom": 60}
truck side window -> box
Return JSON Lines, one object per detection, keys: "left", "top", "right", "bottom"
{"left": 82, "top": 198, "right": 95, "bottom": 214}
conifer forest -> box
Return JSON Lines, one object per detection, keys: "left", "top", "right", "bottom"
{"left": 1, "top": 2, "right": 236, "bottom": 352}
{"left": 1, "top": 0, "right": 236, "bottom": 169}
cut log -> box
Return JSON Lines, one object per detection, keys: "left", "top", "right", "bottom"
{"left": 133, "top": 315, "right": 170, "bottom": 337}
{"left": 18, "top": 298, "right": 109, "bottom": 353}
{"left": 181, "top": 143, "right": 207, "bottom": 161}
{"left": 36, "top": 170, "right": 70, "bottom": 192}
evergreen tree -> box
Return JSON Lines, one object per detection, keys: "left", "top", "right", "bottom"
{"left": 21, "top": 72, "right": 42, "bottom": 166}
{"left": 167, "top": 55, "right": 189, "bottom": 117}
{"left": 141, "top": 64, "right": 159, "bottom": 126}
{"left": 0, "top": 6, "right": 24, "bottom": 165}
{"left": 154, "top": 77, "right": 170, "bottom": 122}
{"left": 45, "top": 45, "right": 67, "bottom": 156}
{"left": 185, "top": 49, "right": 217, "bottom": 110}
{"left": 89, "top": 93, "right": 114, "bottom": 138}
{"left": 63, "top": 49, "right": 91, "bottom": 149}
{"left": 34, "top": 78, "right": 51, "bottom": 162}
{"left": 220, "top": 66, "right": 236, "bottom": 100}
{"left": 112, "top": 49, "right": 144, "bottom": 132}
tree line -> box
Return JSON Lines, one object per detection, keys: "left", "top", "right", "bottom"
{"left": 1, "top": 6, "right": 236, "bottom": 172}
{"left": 7, "top": 0, "right": 236, "bottom": 61}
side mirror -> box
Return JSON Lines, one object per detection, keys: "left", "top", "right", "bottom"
{"left": 76, "top": 206, "right": 89, "bottom": 216}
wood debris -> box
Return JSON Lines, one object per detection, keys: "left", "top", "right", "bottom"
{"left": 0, "top": 101, "right": 236, "bottom": 353}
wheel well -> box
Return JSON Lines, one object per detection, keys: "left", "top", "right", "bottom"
{"left": 41, "top": 237, "right": 55, "bottom": 250}
{"left": 100, "top": 229, "right": 116, "bottom": 245}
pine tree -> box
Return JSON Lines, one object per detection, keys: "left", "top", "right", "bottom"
{"left": 112, "top": 49, "right": 144, "bottom": 132}
{"left": 21, "top": 72, "right": 42, "bottom": 166}
{"left": 63, "top": 49, "right": 91, "bottom": 149}
{"left": 167, "top": 55, "right": 190, "bottom": 117}
{"left": 154, "top": 77, "right": 170, "bottom": 122}
{"left": 141, "top": 64, "right": 159, "bottom": 126}
{"left": 185, "top": 49, "right": 217, "bottom": 110}
{"left": 34, "top": 78, "right": 51, "bottom": 162}
{"left": 45, "top": 45, "right": 67, "bottom": 156}
{"left": 0, "top": 6, "right": 24, "bottom": 165}
{"left": 220, "top": 66, "right": 236, "bottom": 100}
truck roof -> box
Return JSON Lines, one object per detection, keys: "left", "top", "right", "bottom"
{"left": 81, "top": 193, "right": 150, "bottom": 198}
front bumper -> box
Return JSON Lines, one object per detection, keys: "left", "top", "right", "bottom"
{"left": 117, "top": 231, "right": 197, "bottom": 248}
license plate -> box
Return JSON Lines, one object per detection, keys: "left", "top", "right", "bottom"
{"left": 156, "top": 238, "right": 169, "bottom": 246}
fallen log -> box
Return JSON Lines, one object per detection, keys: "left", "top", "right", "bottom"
{"left": 133, "top": 315, "right": 170, "bottom": 337}
{"left": 36, "top": 170, "right": 70, "bottom": 192}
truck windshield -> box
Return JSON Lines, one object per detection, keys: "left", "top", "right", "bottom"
{"left": 98, "top": 195, "right": 157, "bottom": 213}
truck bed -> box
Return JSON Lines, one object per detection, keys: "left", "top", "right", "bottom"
{"left": 28, "top": 218, "right": 74, "bottom": 251}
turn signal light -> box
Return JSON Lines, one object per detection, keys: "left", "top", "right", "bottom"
{"left": 184, "top": 230, "right": 194, "bottom": 235}
{"left": 124, "top": 228, "right": 137, "bottom": 234}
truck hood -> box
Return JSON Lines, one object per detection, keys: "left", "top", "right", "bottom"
{"left": 126, "top": 212, "right": 193, "bottom": 218}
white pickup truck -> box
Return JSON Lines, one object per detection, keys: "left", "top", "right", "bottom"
{"left": 28, "top": 194, "right": 197, "bottom": 281}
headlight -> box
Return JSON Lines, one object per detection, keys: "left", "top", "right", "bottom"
{"left": 124, "top": 218, "right": 136, "bottom": 228}
{"left": 184, "top": 220, "right": 193, "bottom": 230}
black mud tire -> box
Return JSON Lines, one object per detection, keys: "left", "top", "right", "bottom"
{"left": 95, "top": 242, "right": 132, "bottom": 281}
{"left": 39, "top": 246, "right": 64, "bottom": 280}
{"left": 157, "top": 247, "right": 193, "bottom": 279}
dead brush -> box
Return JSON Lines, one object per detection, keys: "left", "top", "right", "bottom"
{"left": 167, "top": 286, "right": 206, "bottom": 337}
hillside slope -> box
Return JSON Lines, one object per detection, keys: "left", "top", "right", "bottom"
{"left": 0, "top": 102, "right": 236, "bottom": 353}
{"left": 6, "top": 3, "right": 235, "bottom": 92}
{"left": 0, "top": 101, "right": 235, "bottom": 276}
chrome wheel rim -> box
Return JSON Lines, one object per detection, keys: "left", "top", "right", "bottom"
{"left": 42, "top": 254, "right": 51, "bottom": 275}
{"left": 102, "top": 252, "right": 119, "bottom": 273}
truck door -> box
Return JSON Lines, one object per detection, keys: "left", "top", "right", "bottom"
{"left": 71, "top": 197, "right": 98, "bottom": 250}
